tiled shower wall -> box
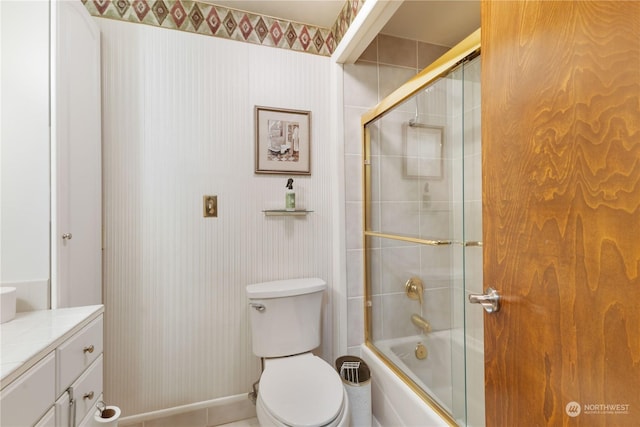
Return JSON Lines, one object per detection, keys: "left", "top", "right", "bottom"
{"left": 99, "top": 18, "right": 335, "bottom": 418}
{"left": 342, "top": 34, "right": 450, "bottom": 354}
{"left": 367, "top": 76, "right": 456, "bottom": 342}
{"left": 344, "top": 42, "right": 484, "bottom": 425}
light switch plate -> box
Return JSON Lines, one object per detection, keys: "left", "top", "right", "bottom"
{"left": 203, "top": 195, "right": 217, "bottom": 217}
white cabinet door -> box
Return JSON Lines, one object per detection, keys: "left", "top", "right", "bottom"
{"left": 52, "top": 0, "right": 102, "bottom": 308}
{"left": 35, "top": 406, "right": 56, "bottom": 427}
{"left": 0, "top": 352, "right": 55, "bottom": 427}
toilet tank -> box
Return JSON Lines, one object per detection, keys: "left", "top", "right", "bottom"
{"left": 246, "top": 278, "right": 326, "bottom": 358}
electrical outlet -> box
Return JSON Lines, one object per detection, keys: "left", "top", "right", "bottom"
{"left": 203, "top": 195, "right": 217, "bottom": 217}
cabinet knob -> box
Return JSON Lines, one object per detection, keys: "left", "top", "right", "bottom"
{"left": 83, "top": 344, "right": 94, "bottom": 354}
{"left": 83, "top": 391, "right": 94, "bottom": 400}
{"left": 62, "top": 233, "right": 73, "bottom": 240}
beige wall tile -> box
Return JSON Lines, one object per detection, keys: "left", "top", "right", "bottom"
{"left": 343, "top": 107, "right": 367, "bottom": 155}
{"left": 344, "top": 62, "right": 379, "bottom": 108}
{"left": 346, "top": 249, "right": 364, "bottom": 298}
{"left": 359, "top": 36, "right": 378, "bottom": 63}
{"left": 347, "top": 297, "right": 365, "bottom": 346}
{"left": 417, "top": 42, "right": 450, "bottom": 70}
{"left": 378, "top": 65, "right": 416, "bottom": 102}
{"left": 378, "top": 34, "right": 417, "bottom": 69}
{"left": 344, "top": 154, "right": 363, "bottom": 202}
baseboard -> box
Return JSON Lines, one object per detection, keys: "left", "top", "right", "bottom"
{"left": 119, "top": 393, "right": 256, "bottom": 427}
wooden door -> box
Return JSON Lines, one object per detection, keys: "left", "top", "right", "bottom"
{"left": 481, "top": 1, "right": 640, "bottom": 426}
{"left": 52, "top": 0, "right": 102, "bottom": 307}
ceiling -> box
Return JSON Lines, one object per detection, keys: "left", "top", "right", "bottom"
{"left": 208, "top": 0, "right": 480, "bottom": 48}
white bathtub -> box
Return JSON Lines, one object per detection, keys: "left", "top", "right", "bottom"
{"left": 377, "top": 332, "right": 456, "bottom": 413}
{"left": 362, "top": 331, "right": 484, "bottom": 426}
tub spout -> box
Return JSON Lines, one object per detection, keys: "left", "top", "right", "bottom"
{"left": 411, "top": 313, "right": 431, "bottom": 334}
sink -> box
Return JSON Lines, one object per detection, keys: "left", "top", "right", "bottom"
{"left": 1, "top": 287, "right": 17, "bottom": 323}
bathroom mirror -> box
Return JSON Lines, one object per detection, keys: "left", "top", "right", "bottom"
{"left": 0, "top": 1, "right": 51, "bottom": 310}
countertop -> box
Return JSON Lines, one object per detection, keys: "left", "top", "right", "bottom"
{"left": 0, "top": 305, "right": 104, "bottom": 390}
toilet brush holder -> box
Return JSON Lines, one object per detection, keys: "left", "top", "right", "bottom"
{"left": 94, "top": 401, "right": 121, "bottom": 427}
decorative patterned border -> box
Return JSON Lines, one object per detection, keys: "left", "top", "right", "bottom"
{"left": 82, "top": 0, "right": 365, "bottom": 57}
{"left": 331, "top": 0, "right": 365, "bottom": 49}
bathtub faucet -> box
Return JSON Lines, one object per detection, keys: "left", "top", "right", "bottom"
{"left": 411, "top": 313, "right": 432, "bottom": 334}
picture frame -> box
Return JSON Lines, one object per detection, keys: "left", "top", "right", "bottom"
{"left": 255, "top": 106, "right": 311, "bottom": 175}
{"left": 403, "top": 123, "right": 444, "bottom": 179}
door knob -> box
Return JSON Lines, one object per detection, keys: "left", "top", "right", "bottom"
{"left": 468, "top": 287, "right": 500, "bottom": 313}
{"left": 62, "top": 233, "right": 73, "bottom": 240}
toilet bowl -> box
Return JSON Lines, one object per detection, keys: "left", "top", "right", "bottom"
{"left": 256, "top": 353, "right": 350, "bottom": 427}
{"left": 246, "top": 278, "right": 350, "bottom": 427}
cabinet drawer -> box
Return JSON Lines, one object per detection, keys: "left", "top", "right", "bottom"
{"left": 55, "top": 355, "right": 103, "bottom": 427}
{"left": 56, "top": 315, "right": 103, "bottom": 396}
{"left": 0, "top": 352, "right": 55, "bottom": 427}
{"left": 35, "top": 406, "right": 56, "bottom": 427}
{"left": 79, "top": 393, "right": 103, "bottom": 427}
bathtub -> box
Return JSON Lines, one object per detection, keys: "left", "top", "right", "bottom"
{"left": 362, "top": 331, "right": 484, "bottom": 426}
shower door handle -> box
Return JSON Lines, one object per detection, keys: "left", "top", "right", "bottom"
{"left": 468, "top": 288, "right": 500, "bottom": 313}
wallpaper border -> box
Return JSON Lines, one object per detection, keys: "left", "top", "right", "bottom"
{"left": 82, "top": 0, "right": 365, "bottom": 57}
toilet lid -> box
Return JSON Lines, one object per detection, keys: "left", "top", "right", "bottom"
{"left": 260, "top": 354, "right": 344, "bottom": 427}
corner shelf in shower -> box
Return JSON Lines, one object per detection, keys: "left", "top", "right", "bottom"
{"left": 262, "top": 209, "right": 313, "bottom": 216}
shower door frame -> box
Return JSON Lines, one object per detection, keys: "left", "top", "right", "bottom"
{"left": 360, "top": 29, "right": 481, "bottom": 426}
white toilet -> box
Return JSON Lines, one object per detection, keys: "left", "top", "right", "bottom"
{"left": 246, "top": 278, "right": 350, "bottom": 427}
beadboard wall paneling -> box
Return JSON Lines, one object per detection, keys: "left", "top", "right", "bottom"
{"left": 100, "top": 19, "right": 333, "bottom": 416}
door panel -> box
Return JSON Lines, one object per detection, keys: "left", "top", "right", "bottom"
{"left": 53, "top": 0, "right": 102, "bottom": 307}
{"left": 482, "top": 1, "right": 640, "bottom": 426}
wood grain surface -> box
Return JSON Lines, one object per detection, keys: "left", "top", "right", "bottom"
{"left": 482, "top": 1, "right": 640, "bottom": 426}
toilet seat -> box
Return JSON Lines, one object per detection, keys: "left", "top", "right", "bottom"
{"left": 259, "top": 353, "right": 346, "bottom": 427}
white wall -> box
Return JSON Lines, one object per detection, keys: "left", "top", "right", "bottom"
{"left": 0, "top": 1, "right": 50, "bottom": 286}
{"left": 99, "top": 20, "right": 334, "bottom": 416}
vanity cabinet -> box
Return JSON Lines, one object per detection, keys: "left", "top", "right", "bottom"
{"left": 56, "top": 316, "right": 103, "bottom": 396}
{"left": 0, "top": 307, "right": 104, "bottom": 427}
{"left": 36, "top": 407, "right": 57, "bottom": 427}
{"left": 55, "top": 356, "right": 103, "bottom": 427}
{"left": 0, "top": 353, "right": 56, "bottom": 426}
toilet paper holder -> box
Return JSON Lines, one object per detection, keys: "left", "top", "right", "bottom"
{"left": 96, "top": 401, "right": 117, "bottom": 419}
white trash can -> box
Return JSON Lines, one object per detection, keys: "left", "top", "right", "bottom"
{"left": 336, "top": 356, "right": 372, "bottom": 427}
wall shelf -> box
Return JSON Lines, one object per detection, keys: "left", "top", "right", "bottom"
{"left": 262, "top": 209, "right": 313, "bottom": 216}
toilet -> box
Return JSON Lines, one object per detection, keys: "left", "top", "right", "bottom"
{"left": 246, "top": 278, "right": 350, "bottom": 427}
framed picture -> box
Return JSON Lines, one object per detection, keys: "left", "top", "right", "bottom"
{"left": 255, "top": 106, "right": 311, "bottom": 175}
{"left": 403, "top": 123, "right": 443, "bottom": 178}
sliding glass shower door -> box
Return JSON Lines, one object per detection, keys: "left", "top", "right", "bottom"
{"left": 362, "top": 34, "right": 483, "bottom": 426}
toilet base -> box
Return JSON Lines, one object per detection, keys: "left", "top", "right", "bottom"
{"left": 256, "top": 387, "right": 350, "bottom": 427}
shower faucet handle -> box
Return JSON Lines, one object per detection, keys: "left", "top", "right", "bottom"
{"left": 468, "top": 287, "right": 500, "bottom": 313}
{"left": 405, "top": 277, "right": 424, "bottom": 305}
